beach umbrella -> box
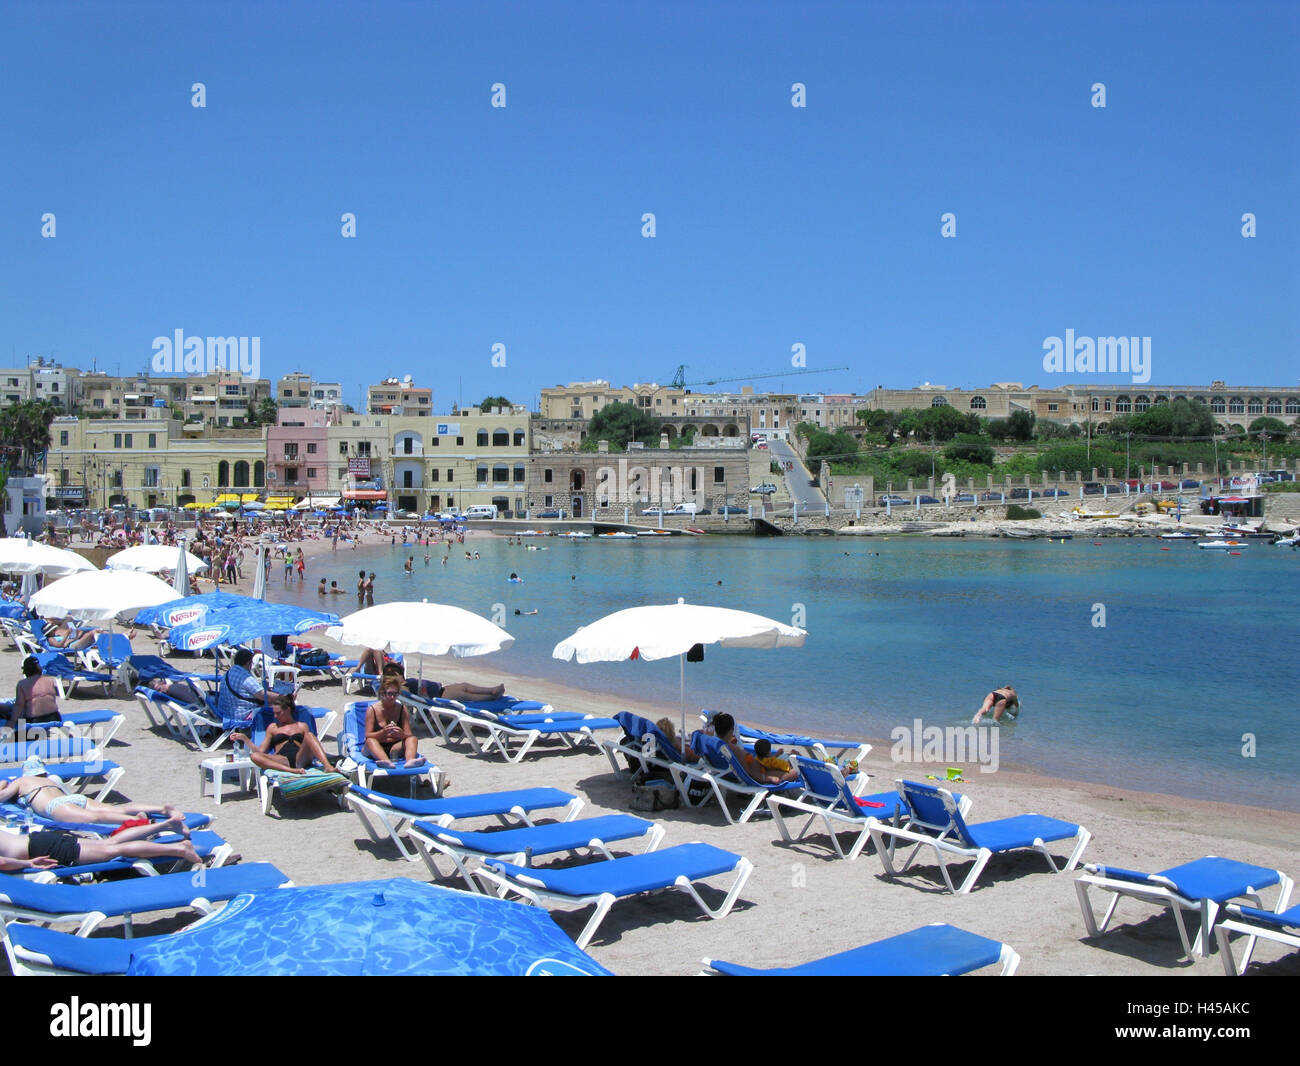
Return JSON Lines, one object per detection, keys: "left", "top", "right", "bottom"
{"left": 251, "top": 543, "right": 267, "bottom": 601}
{"left": 134, "top": 590, "right": 249, "bottom": 629}
{"left": 19, "top": 571, "right": 40, "bottom": 604}
{"left": 166, "top": 600, "right": 339, "bottom": 652}
{"left": 106, "top": 544, "right": 208, "bottom": 575}
{"left": 172, "top": 541, "right": 191, "bottom": 597}
{"left": 125, "top": 878, "right": 610, "bottom": 976}
{"left": 30, "top": 569, "right": 182, "bottom": 623}
{"left": 324, "top": 600, "right": 514, "bottom": 659}
{"left": 0, "top": 537, "right": 95, "bottom": 579}
{"left": 553, "top": 597, "right": 806, "bottom": 737}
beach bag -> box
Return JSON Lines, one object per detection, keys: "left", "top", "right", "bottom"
{"left": 630, "top": 773, "right": 679, "bottom": 812}
{"left": 297, "top": 648, "right": 330, "bottom": 667}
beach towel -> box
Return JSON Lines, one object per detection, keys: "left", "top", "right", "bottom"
{"left": 265, "top": 768, "right": 348, "bottom": 801}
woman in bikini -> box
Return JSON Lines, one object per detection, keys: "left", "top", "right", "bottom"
{"left": 232, "top": 692, "right": 339, "bottom": 774}
{"left": 364, "top": 678, "right": 425, "bottom": 769}
{"left": 972, "top": 684, "right": 1020, "bottom": 724}
{"left": 0, "top": 774, "right": 191, "bottom": 832}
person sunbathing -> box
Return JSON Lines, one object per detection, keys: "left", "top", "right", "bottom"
{"left": 0, "top": 774, "right": 192, "bottom": 833}
{"left": 0, "top": 820, "right": 200, "bottom": 871}
{"left": 148, "top": 676, "right": 205, "bottom": 706}
{"left": 364, "top": 679, "right": 426, "bottom": 768}
{"left": 232, "top": 693, "right": 340, "bottom": 774}
{"left": 385, "top": 662, "right": 505, "bottom": 704}
{"left": 710, "top": 712, "right": 798, "bottom": 784}
{"left": 43, "top": 620, "right": 99, "bottom": 651}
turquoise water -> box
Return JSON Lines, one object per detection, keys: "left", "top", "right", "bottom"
{"left": 282, "top": 534, "right": 1299, "bottom": 811}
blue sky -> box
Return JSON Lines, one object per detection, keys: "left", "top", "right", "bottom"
{"left": 2, "top": 0, "right": 1296, "bottom": 410}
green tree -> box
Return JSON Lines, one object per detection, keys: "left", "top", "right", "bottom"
{"left": 945, "top": 435, "right": 995, "bottom": 466}
{"left": 479, "top": 395, "right": 511, "bottom": 411}
{"left": 913, "top": 405, "right": 980, "bottom": 442}
{"left": 257, "top": 398, "right": 279, "bottom": 424}
{"left": 1249, "top": 416, "right": 1288, "bottom": 443}
{"left": 1124, "top": 398, "right": 1215, "bottom": 438}
{"left": 0, "top": 399, "right": 58, "bottom": 476}
{"left": 584, "top": 401, "right": 662, "bottom": 451}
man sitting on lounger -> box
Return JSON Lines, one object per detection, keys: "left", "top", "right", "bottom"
{"left": 0, "top": 818, "right": 201, "bottom": 870}
{"left": 231, "top": 692, "right": 341, "bottom": 775}
{"left": 9, "top": 656, "right": 63, "bottom": 732}
{"left": 216, "top": 647, "right": 270, "bottom": 730}
{"left": 0, "top": 773, "right": 192, "bottom": 832}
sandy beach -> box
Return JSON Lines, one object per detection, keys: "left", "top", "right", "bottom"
{"left": 5, "top": 551, "right": 1298, "bottom": 977}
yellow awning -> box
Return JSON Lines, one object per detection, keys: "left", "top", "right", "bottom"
{"left": 240, "top": 493, "right": 260, "bottom": 503}
{"left": 215, "top": 493, "right": 241, "bottom": 503}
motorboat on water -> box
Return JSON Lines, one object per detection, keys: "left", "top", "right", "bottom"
{"left": 1159, "top": 531, "right": 1198, "bottom": 540}
{"left": 1197, "top": 539, "right": 1248, "bottom": 550}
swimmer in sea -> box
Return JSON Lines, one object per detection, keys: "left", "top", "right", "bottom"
{"left": 972, "top": 684, "right": 1019, "bottom": 724}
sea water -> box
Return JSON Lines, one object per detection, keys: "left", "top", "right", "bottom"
{"left": 285, "top": 535, "right": 1299, "bottom": 811}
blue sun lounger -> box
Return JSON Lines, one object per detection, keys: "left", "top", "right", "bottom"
{"left": 1, "top": 706, "right": 126, "bottom": 748}
{"left": 0, "top": 862, "right": 293, "bottom": 937}
{"left": 0, "top": 736, "right": 101, "bottom": 765}
{"left": 1075, "top": 856, "right": 1294, "bottom": 959}
{"left": 477, "top": 841, "right": 754, "bottom": 949}
{"left": 345, "top": 783, "right": 584, "bottom": 859}
{"left": 0, "top": 801, "right": 210, "bottom": 836}
{"left": 5, "top": 922, "right": 175, "bottom": 976}
{"left": 337, "top": 701, "right": 446, "bottom": 795}
{"left": 26, "top": 650, "right": 114, "bottom": 698}
{"left": 767, "top": 761, "right": 971, "bottom": 861}
{"left": 703, "top": 923, "right": 1020, "bottom": 976}
{"left": 602, "top": 712, "right": 697, "bottom": 778}
{"left": 409, "top": 813, "right": 665, "bottom": 890}
{"left": 867, "top": 780, "right": 1091, "bottom": 894}
{"left": 1214, "top": 902, "right": 1300, "bottom": 975}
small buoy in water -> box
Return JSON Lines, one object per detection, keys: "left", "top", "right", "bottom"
{"left": 1159, "top": 547, "right": 1170, "bottom": 552}
{"left": 1230, "top": 551, "right": 1242, "bottom": 556}
{"left": 1093, "top": 542, "right": 1102, "bottom": 546}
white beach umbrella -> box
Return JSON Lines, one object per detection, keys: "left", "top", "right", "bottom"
{"left": 30, "top": 569, "right": 183, "bottom": 622}
{"left": 251, "top": 543, "right": 267, "bottom": 600}
{"left": 106, "top": 544, "right": 208, "bottom": 575}
{"left": 0, "top": 537, "right": 96, "bottom": 578}
{"left": 172, "top": 540, "right": 191, "bottom": 596}
{"left": 552, "top": 597, "right": 807, "bottom": 736}
{"left": 325, "top": 601, "right": 515, "bottom": 660}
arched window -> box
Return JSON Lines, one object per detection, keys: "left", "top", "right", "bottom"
{"left": 217, "top": 461, "right": 229, "bottom": 487}
{"left": 1229, "top": 397, "right": 1245, "bottom": 414}
{"left": 1286, "top": 398, "right": 1300, "bottom": 415}
{"left": 492, "top": 429, "right": 508, "bottom": 447}
{"left": 931, "top": 396, "right": 948, "bottom": 407}
{"left": 1248, "top": 397, "right": 1263, "bottom": 415}
{"left": 1153, "top": 395, "right": 1168, "bottom": 406}
{"left": 969, "top": 396, "right": 986, "bottom": 410}
{"left": 1210, "top": 397, "right": 1226, "bottom": 414}
{"left": 1116, "top": 396, "right": 1131, "bottom": 413}
{"left": 233, "top": 461, "right": 249, "bottom": 488}
{"left": 1135, "top": 395, "right": 1150, "bottom": 412}
{"left": 253, "top": 461, "right": 264, "bottom": 486}
{"left": 1266, "top": 397, "right": 1282, "bottom": 415}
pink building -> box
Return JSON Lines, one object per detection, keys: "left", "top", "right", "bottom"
{"left": 267, "top": 407, "right": 333, "bottom": 499}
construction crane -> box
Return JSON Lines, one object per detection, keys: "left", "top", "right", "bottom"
{"left": 670, "top": 364, "right": 849, "bottom": 390}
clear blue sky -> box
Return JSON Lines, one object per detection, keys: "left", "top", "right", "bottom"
{"left": 2, "top": 0, "right": 1296, "bottom": 409}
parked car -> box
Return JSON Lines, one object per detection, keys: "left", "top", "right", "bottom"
{"left": 1082, "top": 483, "right": 1103, "bottom": 495}
{"left": 717, "top": 505, "right": 747, "bottom": 515}
{"left": 877, "top": 495, "right": 910, "bottom": 506}
{"left": 750, "top": 483, "right": 778, "bottom": 495}
{"left": 1180, "top": 479, "right": 1201, "bottom": 489}
{"left": 536, "top": 509, "right": 563, "bottom": 519}
{"left": 1009, "top": 488, "right": 1029, "bottom": 499}
{"left": 915, "top": 495, "right": 940, "bottom": 504}
{"left": 954, "top": 493, "right": 976, "bottom": 503}
{"left": 1040, "top": 488, "right": 1071, "bottom": 498}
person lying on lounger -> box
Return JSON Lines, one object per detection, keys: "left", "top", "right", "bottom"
{"left": 231, "top": 692, "right": 341, "bottom": 775}
{"left": 148, "top": 676, "right": 205, "bottom": 706}
{"left": 0, "top": 774, "right": 192, "bottom": 832}
{"left": 0, "top": 821, "right": 200, "bottom": 871}
{"left": 383, "top": 662, "right": 505, "bottom": 704}
{"left": 43, "top": 620, "right": 100, "bottom": 651}
{"left": 364, "top": 678, "right": 426, "bottom": 769}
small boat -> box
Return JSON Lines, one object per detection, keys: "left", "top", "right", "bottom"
{"left": 635, "top": 530, "right": 673, "bottom": 537}
{"left": 597, "top": 532, "right": 636, "bottom": 539}
{"left": 516, "top": 530, "right": 548, "bottom": 537}
{"left": 1159, "top": 531, "right": 1198, "bottom": 540}
{"left": 1069, "top": 506, "right": 1120, "bottom": 519}
{"left": 555, "top": 531, "right": 591, "bottom": 539}
{"left": 1272, "top": 532, "right": 1299, "bottom": 548}
{"left": 1197, "top": 540, "right": 1248, "bottom": 550}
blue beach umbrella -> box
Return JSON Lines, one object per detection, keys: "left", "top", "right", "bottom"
{"left": 134, "top": 590, "right": 249, "bottom": 629}
{"left": 167, "top": 601, "right": 339, "bottom": 652}
{"left": 125, "top": 878, "right": 611, "bottom": 976}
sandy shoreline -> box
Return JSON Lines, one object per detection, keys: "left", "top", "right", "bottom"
{"left": 3, "top": 613, "right": 1297, "bottom": 976}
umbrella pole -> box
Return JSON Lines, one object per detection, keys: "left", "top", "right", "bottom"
{"left": 679, "top": 652, "right": 685, "bottom": 745}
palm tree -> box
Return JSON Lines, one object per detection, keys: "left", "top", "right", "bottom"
{"left": 0, "top": 398, "right": 59, "bottom": 536}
